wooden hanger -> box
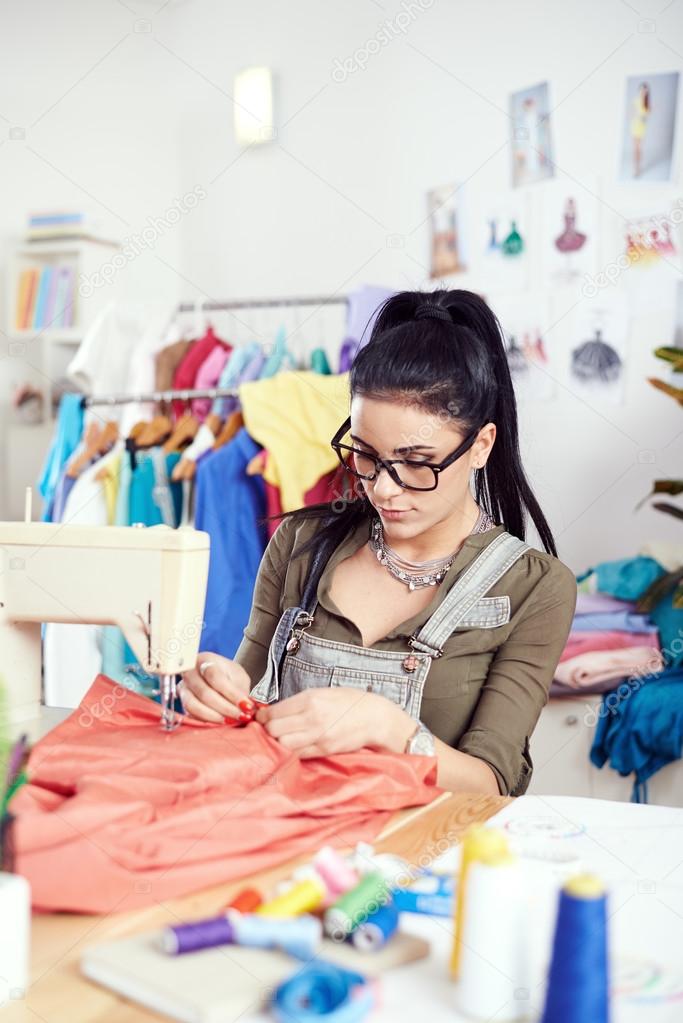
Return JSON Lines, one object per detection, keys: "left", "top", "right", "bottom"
{"left": 134, "top": 414, "right": 172, "bottom": 449}
{"left": 67, "top": 420, "right": 118, "bottom": 479}
{"left": 162, "top": 413, "right": 199, "bottom": 453}
{"left": 212, "top": 410, "right": 244, "bottom": 451}
{"left": 171, "top": 413, "right": 223, "bottom": 482}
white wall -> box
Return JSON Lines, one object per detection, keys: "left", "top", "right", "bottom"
{"left": 1, "top": 0, "right": 682, "bottom": 576}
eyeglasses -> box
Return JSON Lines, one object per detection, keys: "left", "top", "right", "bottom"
{"left": 330, "top": 417, "right": 481, "bottom": 492}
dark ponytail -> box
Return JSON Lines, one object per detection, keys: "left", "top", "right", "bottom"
{"left": 277, "top": 288, "right": 558, "bottom": 558}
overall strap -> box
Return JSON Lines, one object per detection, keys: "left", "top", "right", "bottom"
{"left": 410, "top": 531, "right": 530, "bottom": 657}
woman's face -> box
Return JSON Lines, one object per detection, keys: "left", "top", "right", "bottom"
{"left": 348, "top": 395, "right": 494, "bottom": 538}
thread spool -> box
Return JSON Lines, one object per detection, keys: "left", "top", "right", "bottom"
{"left": 351, "top": 899, "right": 399, "bottom": 952}
{"left": 257, "top": 877, "right": 327, "bottom": 918}
{"left": 225, "top": 887, "right": 262, "bottom": 914}
{"left": 540, "top": 874, "right": 609, "bottom": 1023}
{"left": 231, "top": 912, "right": 322, "bottom": 960}
{"left": 324, "top": 872, "right": 390, "bottom": 941}
{"left": 161, "top": 915, "right": 234, "bottom": 955}
{"left": 313, "top": 846, "right": 359, "bottom": 899}
{"left": 456, "top": 849, "right": 531, "bottom": 1022}
{"left": 451, "top": 825, "right": 509, "bottom": 978}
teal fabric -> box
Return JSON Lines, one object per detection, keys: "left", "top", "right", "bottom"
{"left": 593, "top": 556, "right": 666, "bottom": 602}
{"left": 38, "top": 394, "right": 84, "bottom": 520}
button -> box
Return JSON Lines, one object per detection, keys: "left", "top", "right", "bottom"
{"left": 402, "top": 654, "right": 420, "bottom": 673}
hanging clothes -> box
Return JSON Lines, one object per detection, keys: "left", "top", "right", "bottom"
{"left": 191, "top": 344, "right": 232, "bottom": 419}
{"left": 590, "top": 665, "right": 683, "bottom": 802}
{"left": 240, "top": 371, "right": 350, "bottom": 512}
{"left": 260, "top": 326, "right": 296, "bottom": 378}
{"left": 209, "top": 341, "right": 262, "bottom": 420}
{"left": 171, "top": 326, "right": 231, "bottom": 420}
{"left": 195, "top": 428, "right": 267, "bottom": 658}
{"left": 37, "top": 393, "right": 84, "bottom": 520}
{"left": 12, "top": 674, "right": 439, "bottom": 913}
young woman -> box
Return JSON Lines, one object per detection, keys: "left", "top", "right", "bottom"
{"left": 180, "top": 289, "right": 577, "bottom": 797}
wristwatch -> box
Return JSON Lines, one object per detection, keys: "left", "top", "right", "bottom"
{"left": 405, "top": 721, "right": 436, "bottom": 756}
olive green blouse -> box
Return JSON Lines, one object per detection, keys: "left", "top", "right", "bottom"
{"left": 235, "top": 515, "right": 578, "bottom": 797}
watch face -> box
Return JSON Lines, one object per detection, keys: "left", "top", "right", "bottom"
{"left": 411, "top": 728, "right": 435, "bottom": 756}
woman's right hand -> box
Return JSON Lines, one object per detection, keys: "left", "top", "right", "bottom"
{"left": 180, "top": 653, "right": 254, "bottom": 723}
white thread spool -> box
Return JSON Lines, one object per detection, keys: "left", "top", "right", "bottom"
{"left": 456, "top": 853, "right": 531, "bottom": 1022}
{"left": 0, "top": 873, "right": 30, "bottom": 1006}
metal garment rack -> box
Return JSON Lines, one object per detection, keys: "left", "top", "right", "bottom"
{"left": 81, "top": 293, "right": 349, "bottom": 408}
{"left": 81, "top": 387, "right": 239, "bottom": 409}
{"left": 176, "top": 295, "right": 348, "bottom": 313}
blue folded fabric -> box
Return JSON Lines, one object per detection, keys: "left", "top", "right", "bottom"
{"left": 590, "top": 666, "right": 683, "bottom": 802}
{"left": 571, "top": 611, "right": 655, "bottom": 633}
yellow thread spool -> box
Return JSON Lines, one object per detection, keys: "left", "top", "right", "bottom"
{"left": 450, "top": 825, "right": 509, "bottom": 977}
{"left": 256, "top": 877, "right": 327, "bottom": 918}
{"left": 564, "top": 873, "right": 605, "bottom": 899}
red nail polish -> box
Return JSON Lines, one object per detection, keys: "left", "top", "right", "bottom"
{"left": 239, "top": 700, "right": 254, "bottom": 713}
{"left": 237, "top": 714, "right": 251, "bottom": 725}
{"left": 224, "top": 716, "right": 239, "bottom": 726}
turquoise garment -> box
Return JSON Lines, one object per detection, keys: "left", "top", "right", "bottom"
{"left": 583, "top": 556, "right": 666, "bottom": 602}
{"left": 129, "top": 451, "right": 182, "bottom": 526}
{"left": 310, "top": 347, "right": 331, "bottom": 374}
{"left": 261, "top": 326, "right": 296, "bottom": 378}
{"left": 211, "top": 341, "right": 262, "bottom": 418}
{"left": 650, "top": 591, "right": 683, "bottom": 669}
{"left": 590, "top": 665, "right": 683, "bottom": 802}
{"left": 38, "top": 394, "right": 84, "bottom": 520}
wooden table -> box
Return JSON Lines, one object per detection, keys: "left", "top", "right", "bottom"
{"left": 4, "top": 792, "right": 510, "bottom": 1022}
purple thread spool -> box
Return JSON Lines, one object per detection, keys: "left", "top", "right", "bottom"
{"left": 161, "top": 915, "right": 234, "bottom": 955}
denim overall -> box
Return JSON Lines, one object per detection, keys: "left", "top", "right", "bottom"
{"left": 250, "top": 529, "right": 530, "bottom": 720}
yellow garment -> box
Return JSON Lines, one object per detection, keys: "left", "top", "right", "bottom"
{"left": 240, "top": 371, "right": 350, "bottom": 511}
{"left": 101, "top": 450, "right": 122, "bottom": 525}
{"left": 630, "top": 93, "right": 648, "bottom": 140}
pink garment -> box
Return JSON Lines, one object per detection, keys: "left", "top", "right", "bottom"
{"left": 559, "top": 630, "right": 660, "bottom": 663}
{"left": 554, "top": 646, "right": 664, "bottom": 689}
{"left": 13, "top": 676, "right": 439, "bottom": 914}
{"left": 191, "top": 345, "right": 232, "bottom": 419}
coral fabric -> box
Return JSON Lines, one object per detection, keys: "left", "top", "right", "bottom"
{"left": 13, "top": 676, "right": 439, "bottom": 914}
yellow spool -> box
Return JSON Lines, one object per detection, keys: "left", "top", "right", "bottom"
{"left": 256, "top": 877, "right": 326, "bottom": 918}
{"left": 450, "top": 825, "right": 509, "bottom": 977}
{"left": 564, "top": 873, "right": 605, "bottom": 899}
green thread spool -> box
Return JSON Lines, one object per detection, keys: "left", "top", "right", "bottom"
{"left": 324, "top": 872, "right": 390, "bottom": 941}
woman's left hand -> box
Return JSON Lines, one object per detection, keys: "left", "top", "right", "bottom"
{"left": 254, "top": 687, "right": 415, "bottom": 758}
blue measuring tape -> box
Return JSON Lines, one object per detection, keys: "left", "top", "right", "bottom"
{"left": 271, "top": 962, "right": 375, "bottom": 1023}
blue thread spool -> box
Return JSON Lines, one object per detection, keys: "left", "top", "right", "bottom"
{"left": 351, "top": 899, "right": 399, "bottom": 951}
{"left": 541, "top": 874, "right": 609, "bottom": 1023}
{"left": 272, "top": 962, "right": 374, "bottom": 1023}
{"left": 231, "top": 912, "right": 322, "bottom": 960}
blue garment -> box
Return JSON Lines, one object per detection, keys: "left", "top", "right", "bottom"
{"left": 38, "top": 394, "right": 84, "bottom": 520}
{"left": 129, "top": 451, "right": 182, "bottom": 527}
{"left": 51, "top": 472, "right": 77, "bottom": 523}
{"left": 195, "top": 428, "right": 267, "bottom": 659}
{"left": 590, "top": 665, "right": 683, "bottom": 802}
{"left": 261, "top": 326, "right": 296, "bottom": 379}
{"left": 211, "top": 342, "right": 262, "bottom": 419}
{"left": 571, "top": 611, "right": 656, "bottom": 633}
{"left": 582, "top": 556, "right": 666, "bottom": 602}
{"left": 650, "top": 590, "right": 683, "bottom": 669}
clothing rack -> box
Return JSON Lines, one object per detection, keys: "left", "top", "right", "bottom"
{"left": 176, "top": 295, "right": 348, "bottom": 313}
{"left": 81, "top": 387, "right": 239, "bottom": 408}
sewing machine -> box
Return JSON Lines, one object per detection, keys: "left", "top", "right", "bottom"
{"left": 0, "top": 518, "right": 210, "bottom": 737}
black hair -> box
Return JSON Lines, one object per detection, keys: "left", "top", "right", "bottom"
{"left": 274, "top": 288, "right": 558, "bottom": 558}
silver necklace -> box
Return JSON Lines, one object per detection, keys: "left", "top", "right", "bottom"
{"left": 369, "top": 507, "right": 495, "bottom": 590}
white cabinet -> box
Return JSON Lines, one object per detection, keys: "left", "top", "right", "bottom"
{"left": 528, "top": 695, "right": 683, "bottom": 806}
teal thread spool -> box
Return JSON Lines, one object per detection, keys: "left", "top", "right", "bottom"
{"left": 324, "top": 872, "right": 390, "bottom": 941}
{"left": 541, "top": 874, "right": 609, "bottom": 1023}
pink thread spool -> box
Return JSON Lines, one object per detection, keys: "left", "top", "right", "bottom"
{"left": 314, "top": 846, "right": 359, "bottom": 905}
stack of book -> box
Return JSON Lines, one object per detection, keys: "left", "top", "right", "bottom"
{"left": 26, "top": 211, "right": 106, "bottom": 243}
{"left": 15, "top": 264, "right": 76, "bottom": 330}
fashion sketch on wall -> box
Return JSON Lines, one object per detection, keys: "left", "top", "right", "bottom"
{"left": 570, "top": 301, "right": 628, "bottom": 405}
{"left": 510, "top": 81, "right": 555, "bottom": 187}
{"left": 427, "top": 184, "right": 466, "bottom": 278}
{"left": 491, "top": 294, "right": 555, "bottom": 402}
{"left": 618, "top": 72, "right": 680, "bottom": 182}
{"left": 542, "top": 180, "right": 597, "bottom": 285}
{"left": 477, "top": 190, "right": 531, "bottom": 289}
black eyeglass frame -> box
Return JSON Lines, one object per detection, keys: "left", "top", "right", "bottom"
{"left": 330, "top": 416, "right": 482, "bottom": 492}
